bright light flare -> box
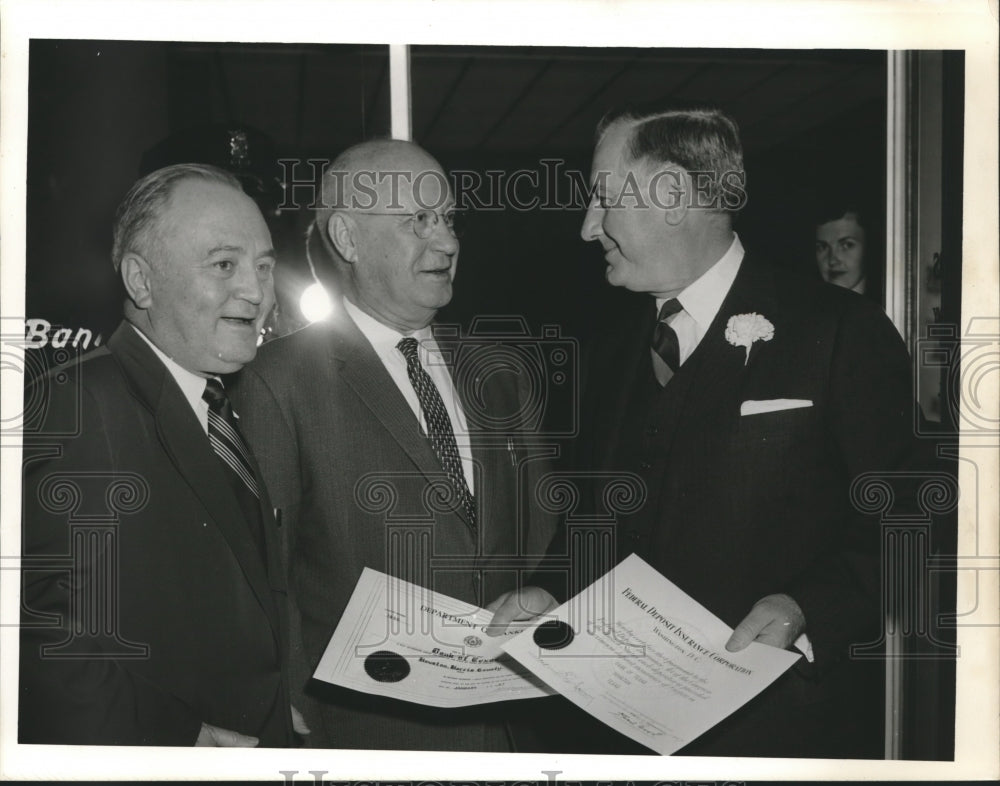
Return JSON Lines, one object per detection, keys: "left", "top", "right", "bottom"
{"left": 300, "top": 282, "right": 334, "bottom": 323}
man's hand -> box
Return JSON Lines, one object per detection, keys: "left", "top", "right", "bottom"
{"left": 195, "top": 722, "right": 259, "bottom": 747}
{"left": 725, "top": 593, "right": 806, "bottom": 652}
{"left": 485, "top": 586, "right": 558, "bottom": 636}
{"left": 291, "top": 705, "right": 311, "bottom": 736}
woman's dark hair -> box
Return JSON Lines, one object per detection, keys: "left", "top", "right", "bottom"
{"left": 812, "top": 192, "right": 884, "bottom": 304}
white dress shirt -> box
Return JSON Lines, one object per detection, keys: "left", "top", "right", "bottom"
{"left": 343, "top": 299, "right": 475, "bottom": 494}
{"left": 655, "top": 233, "right": 744, "bottom": 365}
{"left": 131, "top": 324, "right": 212, "bottom": 435}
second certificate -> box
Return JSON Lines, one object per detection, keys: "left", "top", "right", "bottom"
{"left": 313, "top": 567, "right": 556, "bottom": 708}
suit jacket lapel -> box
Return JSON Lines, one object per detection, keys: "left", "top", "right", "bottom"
{"left": 107, "top": 324, "right": 282, "bottom": 633}
{"left": 329, "top": 312, "right": 462, "bottom": 514}
{"left": 655, "top": 254, "right": 779, "bottom": 461}
{"left": 688, "top": 253, "right": 779, "bottom": 403}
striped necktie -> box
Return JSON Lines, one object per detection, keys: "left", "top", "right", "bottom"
{"left": 651, "top": 298, "right": 684, "bottom": 386}
{"left": 202, "top": 378, "right": 265, "bottom": 556}
{"left": 397, "top": 337, "right": 477, "bottom": 529}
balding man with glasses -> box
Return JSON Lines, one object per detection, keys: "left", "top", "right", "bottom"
{"left": 231, "top": 140, "right": 556, "bottom": 752}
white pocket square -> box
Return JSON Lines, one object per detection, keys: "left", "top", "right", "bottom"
{"left": 740, "top": 398, "right": 813, "bottom": 416}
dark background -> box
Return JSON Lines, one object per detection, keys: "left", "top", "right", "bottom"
{"left": 26, "top": 41, "right": 886, "bottom": 343}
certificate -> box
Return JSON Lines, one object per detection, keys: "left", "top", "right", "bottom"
{"left": 501, "top": 554, "right": 801, "bottom": 755}
{"left": 313, "top": 568, "right": 556, "bottom": 707}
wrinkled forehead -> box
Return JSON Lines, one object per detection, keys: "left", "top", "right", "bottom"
{"left": 390, "top": 165, "right": 453, "bottom": 211}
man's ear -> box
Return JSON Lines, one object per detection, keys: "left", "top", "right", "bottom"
{"left": 328, "top": 212, "right": 359, "bottom": 263}
{"left": 655, "top": 167, "right": 689, "bottom": 228}
{"left": 121, "top": 253, "right": 154, "bottom": 309}
{"left": 663, "top": 201, "right": 688, "bottom": 227}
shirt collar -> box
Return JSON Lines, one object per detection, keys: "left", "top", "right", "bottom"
{"left": 130, "top": 323, "right": 213, "bottom": 412}
{"left": 342, "top": 298, "right": 434, "bottom": 359}
{"left": 657, "top": 233, "right": 745, "bottom": 330}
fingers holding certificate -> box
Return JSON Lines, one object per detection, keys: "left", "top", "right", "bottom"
{"left": 501, "top": 554, "right": 801, "bottom": 756}
{"left": 312, "top": 568, "right": 556, "bottom": 708}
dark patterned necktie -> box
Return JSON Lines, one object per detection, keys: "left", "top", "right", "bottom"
{"left": 651, "top": 298, "right": 684, "bottom": 386}
{"left": 397, "top": 337, "right": 477, "bottom": 528}
{"left": 202, "top": 378, "right": 265, "bottom": 556}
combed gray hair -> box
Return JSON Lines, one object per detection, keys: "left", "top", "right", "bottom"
{"left": 111, "top": 163, "right": 242, "bottom": 270}
{"left": 596, "top": 104, "right": 745, "bottom": 212}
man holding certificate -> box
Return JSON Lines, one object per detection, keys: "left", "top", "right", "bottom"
{"left": 492, "top": 105, "right": 921, "bottom": 758}
{"left": 231, "top": 140, "right": 557, "bottom": 751}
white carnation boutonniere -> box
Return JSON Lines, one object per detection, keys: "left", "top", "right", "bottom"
{"left": 725, "top": 313, "right": 774, "bottom": 366}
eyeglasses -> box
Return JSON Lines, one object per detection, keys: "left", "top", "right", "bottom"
{"left": 356, "top": 208, "right": 467, "bottom": 239}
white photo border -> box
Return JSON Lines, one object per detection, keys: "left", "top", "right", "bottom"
{"left": 2, "top": 0, "right": 997, "bottom": 781}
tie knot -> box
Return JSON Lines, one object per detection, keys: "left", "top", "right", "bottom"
{"left": 397, "top": 337, "right": 420, "bottom": 363}
{"left": 657, "top": 298, "right": 683, "bottom": 322}
{"left": 202, "top": 378, "right": 229, "bottom": 411}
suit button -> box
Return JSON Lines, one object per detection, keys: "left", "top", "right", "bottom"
{"left": 647, "top": 426, "right": 658, "bottom": 436}
{"left": 640, "top": 460, "right": 652, "bottom": 469}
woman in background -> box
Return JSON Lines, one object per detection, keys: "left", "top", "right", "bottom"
{"left": 813, "top": 197, "right": 883, "bottom": 304}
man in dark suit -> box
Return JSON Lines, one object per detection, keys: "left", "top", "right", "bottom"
{"left": 231, "top": 140, "right": 557, "bottom": 751}
{"left": 20, "top": 163, "right": 301, "bottom": 746}
{"left": 491, "top": 106, "right": 918, "bottom": 758}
